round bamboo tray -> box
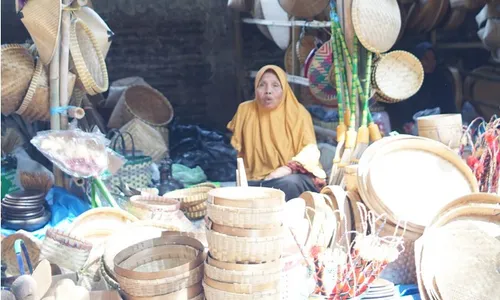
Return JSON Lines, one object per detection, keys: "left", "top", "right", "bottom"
{"left": 205, "top": 218, "right": 283, "bottom": 263}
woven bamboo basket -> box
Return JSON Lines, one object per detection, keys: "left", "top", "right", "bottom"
{"left": 113, "top": 235, "right": 206, "bottom": 297}
{"left": 207, "top": 187, "right": 285, "bottom": 209}
{"left": 206, "top": 202, "right": 284, "bottom": 229}
{"left": 40, "top": 228, "right": 93, "bottom": 272}
{"left": 1, "top": 230, "right": 41, "bottom": 276}
{"left": 127, "top": 194, "right": 181, "bottom": 220}
{"left": 203, "top": 278, "right": 280, "bottom": 300}
{"left": 163, "top": 185, "right": 215, "bottom": 207}
{"left": 204, "top": 253, "right": 281, "bottom": 285}
{"left": 119, "top": 118, "right": 168, "bottom": 163}
{"left": 69, "top": 18, "right": 109, "bottom": 95}
{"left": 205, "top": 218, "right": 284, "bottom": 263}
{"left": 105, "top": 76, "right": 150, "bottom": 108}
{"left": 416, "top": 113, "right": 463, "bottom": 150}
{"left": 1, "top": 44, "right": 35, "bottom": 115}
{"left": 108, "top": 85, "right": 174, "bottom": 129}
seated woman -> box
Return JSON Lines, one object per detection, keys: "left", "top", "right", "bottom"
{"left": 227, "top": 65, "right": 326, "bottom": 201}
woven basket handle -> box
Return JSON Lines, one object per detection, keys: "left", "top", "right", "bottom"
{"left": 120, "top": 131, "right": 136, "bottom": 158}
{"left": 107, "top": 129, "right": 126, "bottom": 156}
{"left": 14, "top": 239, "right": 33, "bottom": 275}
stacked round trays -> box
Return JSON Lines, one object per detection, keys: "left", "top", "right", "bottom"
{"left": 204, "top": 187, "right": 285, "bottom": 299}
{"left": 113, "top": 234, "right": 206, "bottom": 299}
{"left": 1, "top": 190, "right": 51, "bottom": 231}
{"left": 163, "top": 183, "right": 216, "bottom": 220}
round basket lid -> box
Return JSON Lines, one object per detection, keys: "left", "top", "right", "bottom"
{"left": 278, "top": 0, "right": 329, "bottom": 18}
{"left": 360, "top": 136, "right": 478, "bottom": 233}
{"left": 261, "top": 0, "right": 290, "bottom": 50}
{"left": 307, "top": 40, "right": 337, "bottom": 105}
{"left": 351, "top": 0, "right": 401, "bottom": 53}
{"left": 68, "top": 207, "right": 139, "bottom": 239}
{"left": 373, "top": 51, "right": 424, "bottom": 100}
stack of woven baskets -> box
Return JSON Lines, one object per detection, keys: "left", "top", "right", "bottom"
{"left": 163, "top": 182, "right": 217, "bottom": 220}
{"left": 203, "top": 187, "right": 285, "bottom": 299}
{"left": 113, "top": 234, "right": 207, "bottom": 299}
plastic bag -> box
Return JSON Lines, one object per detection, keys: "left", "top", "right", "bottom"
{"left": 30, "top": 129, "right": 111, "bottom": 178}
{"left": 172, "top": 163, "right": 207, "bottom": 186}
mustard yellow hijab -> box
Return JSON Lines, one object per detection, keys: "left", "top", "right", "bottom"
{"left": 227, "top": 65, "right": 325, "bottom": 180}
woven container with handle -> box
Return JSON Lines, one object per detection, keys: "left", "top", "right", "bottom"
{"left": 106, "top": 130, "right": 153, "bottom": 193}
{"left": 119, "top": 118, "right": 168, "bottom": 163}
{"left": 1, "top": 44, "right": 35, "bottom": 115}
{"left": 104, "top": 76, "right": 149, "bottom": 109}
{"left": 108, "top": 85, "right": 174, "bottom": 129}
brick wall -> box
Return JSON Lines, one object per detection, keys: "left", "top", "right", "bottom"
{"left": 1, "top": 0, "right": 286, "bottom": 131}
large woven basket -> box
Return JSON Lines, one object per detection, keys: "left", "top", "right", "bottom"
{"left": 203, "top": 279, "right": 280, "bottom": 300}
{"left": 69, "top": 18, "right": 109, "bottom": 95}
{"left": 207, "top": 202, "right": 284, "bottom": 230}
{"left": 105, "top": 77, "right": 149, "bottom": 108}
{"left": 113, "top": 235, "right": 206, "bottom": 297}
{"left": 108, "top": 85, "right": 174, "bottom": 129}
{"left": 1, "top": 44, "right": 35, "bottom": 115}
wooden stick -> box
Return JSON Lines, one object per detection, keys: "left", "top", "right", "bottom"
{"left": 237, "top": 157, "right": 248, "bottom": 187}
{"left": 67, "top": 107, "right": 85, "bottom": 119}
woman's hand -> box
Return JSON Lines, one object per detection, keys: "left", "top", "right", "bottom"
{"left": 265, "top": 166, "right": 292, "bottom": 181}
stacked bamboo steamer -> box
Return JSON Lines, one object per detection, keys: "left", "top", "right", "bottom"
{"left": 113, "top": 233, "right": 207, "bottom": 299}
{"left": 204, "top": 186, "right": 285, "bottom": 299}
{"left": 352, "top": 134, "right": 479, "bottom": 284}
{"left": 163, "top": 182, "right": 217, "bottom": 220}
{"left": 415, "top": 193, "right": 500, "bottom": 300}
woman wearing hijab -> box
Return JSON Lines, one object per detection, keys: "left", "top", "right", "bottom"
{"left": 384, "top": 42, "right": 457, "bottom": 132}
{"left": 227, "top": 65, "right": 326, "bottom": 201}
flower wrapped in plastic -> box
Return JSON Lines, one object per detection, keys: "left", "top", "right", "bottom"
{"left": 31, "top": 129, "right": 111, "bottom": 178}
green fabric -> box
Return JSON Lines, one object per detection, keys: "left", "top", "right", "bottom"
{"left": 2, "top": 169, "right": 19, "bottom": 199}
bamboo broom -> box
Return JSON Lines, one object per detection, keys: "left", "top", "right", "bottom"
{"left": 350, "top": 51, "right": 373, "bottom": 164}
{"left": 328, "top": 2, "right": 347, "bottom": 186}
{"left": 334, "top": 35, "right": 358, "bottom": 186}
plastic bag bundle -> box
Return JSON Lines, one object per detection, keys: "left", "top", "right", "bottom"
{"left": 31, "top": 129, "right": 111, "bottom": 178}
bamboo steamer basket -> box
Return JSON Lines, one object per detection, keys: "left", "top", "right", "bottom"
{"left": 113, "top": 235, "right": 206, "bottom": 297}
{"left": 416, "top": 113, "right": 463, "bottom": 150}
{"left": 417, "top": 196, "right": 500, "bottom": 300}
{"left": 120, "top": 283, "right": 204, "bottom": 300}
{"left": 203, "top": 277, "right": 280, "bottom": 300}
{"left": 205, "top": 217, "right": 284, "bottom": 263}
{"left": 207, "top": 187, "right": 285, "bottom": 229}
{"left": 204, "top": 253, "right": 281, "bottom": 285}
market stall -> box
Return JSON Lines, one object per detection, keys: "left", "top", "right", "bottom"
{"left": 2, "top": 0, "right": 500, "bottom": 299}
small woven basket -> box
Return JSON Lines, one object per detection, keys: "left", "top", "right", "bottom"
{"left": 40, "top": 228, "right": 93, "bottom": 272}
{"left": 1, "top": 230, "right": 41, "bottom": 276}
{"left": 205, "top": 218, "right": 284, "bottom": 263}
{"left": 108, "top": 85, "right": 174, "bottom": 129}
{"left": 1, "top": 44, "right": 35, "bottom": 115}
{"left": 69, "top": 18, "right": 109, "bottom": 95}
{"left": 127, "top": 194, "right": 180, "bottom": 219}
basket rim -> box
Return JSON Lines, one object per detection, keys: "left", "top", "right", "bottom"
{"left": 123, "top": 84, "right": 174, "bottom": 126}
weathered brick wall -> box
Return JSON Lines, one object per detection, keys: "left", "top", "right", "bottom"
{"left": 1, "top": 0, "right": 285, "bottom": 131}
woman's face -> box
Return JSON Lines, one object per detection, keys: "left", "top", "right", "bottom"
{"left": 420, "top": 49, "right": 436, "bottom": 74}
{"left": 256, "top": 71, "right": 283, "bottom": 110}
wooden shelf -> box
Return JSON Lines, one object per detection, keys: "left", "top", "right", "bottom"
{"left": 248, "top": 71, "right": 309, "bottom": 86}
{"left": 241, "top": 18, "right": 332, "bottom": 28}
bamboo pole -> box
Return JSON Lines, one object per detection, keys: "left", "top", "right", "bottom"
{"left": 50, "top": 32, "right": 62, "bottom": 186}
{"left": 291, "top": 17, "right": 301, "bottom": 96}
{"left": 59, "top": 0, "right": 72, "bottom": 189}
